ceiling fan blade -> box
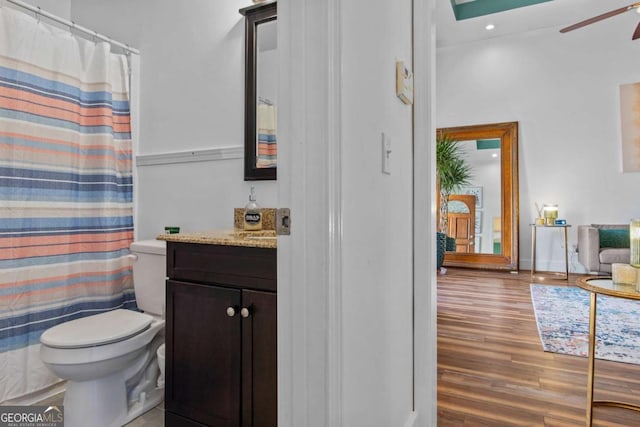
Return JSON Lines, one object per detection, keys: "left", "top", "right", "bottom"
{"left": 633, "top": 21, "right": 640, "bottom": 39}
{"left": 560, "top": 3, "right": 638, "bottom": 33}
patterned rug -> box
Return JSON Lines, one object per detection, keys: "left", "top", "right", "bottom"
{"left": 530, "top": 284, "right": 640, "bottom": 365}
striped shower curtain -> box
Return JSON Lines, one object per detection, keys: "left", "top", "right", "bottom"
{"left": 0, "top": 7, "right": 136, "bottom": 401}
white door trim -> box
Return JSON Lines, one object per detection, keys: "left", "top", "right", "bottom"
{"left": 412, "top": 0, "right": 438, "bottom": 426}
{"left": 277, "top": 0, "right": 343, "bottom": 425}
{"left": 326, "top": 0, "right": 344, "bottom": 424}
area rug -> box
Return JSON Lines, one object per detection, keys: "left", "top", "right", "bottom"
{"left": 530, "top": 284, "right": 640, "bottom": 365}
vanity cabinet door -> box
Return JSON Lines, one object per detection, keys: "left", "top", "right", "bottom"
{"left": 166, "top": 280, "right": 242, "bottom": 427}
{"left": 241, "top": 290, "right": 277, "bottom": 427}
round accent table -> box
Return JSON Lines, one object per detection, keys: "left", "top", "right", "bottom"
{"left": 576, "top": 277, "right": 640, "bottom": 426}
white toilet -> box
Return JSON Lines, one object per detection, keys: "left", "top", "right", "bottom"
{"left": 39, "top": 239, "right": 167, "bottom": 427}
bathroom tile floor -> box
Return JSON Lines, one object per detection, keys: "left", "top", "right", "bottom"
{"left": 36, "top": 392, "right": 165, "bottom": 426}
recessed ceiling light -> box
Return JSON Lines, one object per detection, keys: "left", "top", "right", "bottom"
{"left": 485, "top": 24, "right": 495, "bottom": 31}
{"left": 492, "top": 153, "right": 498, "bottom": 158}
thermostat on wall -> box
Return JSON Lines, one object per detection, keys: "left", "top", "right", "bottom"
{"left": 396, "top": 60, "right": 413, "bottom": 105}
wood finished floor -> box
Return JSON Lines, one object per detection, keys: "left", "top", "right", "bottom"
{"left": 437, "top": 268, "right": 640, "bottom": 426}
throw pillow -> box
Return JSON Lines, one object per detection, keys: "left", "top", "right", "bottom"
{"left": 599, "top": 228, "right": 630, "bottom": 248}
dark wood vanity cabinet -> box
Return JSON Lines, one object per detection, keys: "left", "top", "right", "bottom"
{"left": 164, "top": 242, "right": 277, "bottom": 427}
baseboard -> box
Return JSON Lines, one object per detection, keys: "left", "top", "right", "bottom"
{"left": 403, "top": 411, "right": 417, "bottom": 427}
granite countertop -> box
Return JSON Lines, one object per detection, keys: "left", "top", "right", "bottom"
{"left": 157, "top": 229, "right": 277, "bottom": 249}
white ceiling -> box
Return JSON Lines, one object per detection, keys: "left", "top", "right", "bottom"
{"left": 436, "top": 0, "right": 640, "bottom": 47}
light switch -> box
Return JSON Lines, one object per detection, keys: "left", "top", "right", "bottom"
{"left": 382, "top": 133, "right": 391, "bottom": 175}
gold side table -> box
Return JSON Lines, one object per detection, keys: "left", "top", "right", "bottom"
{"left": 530, "top": 224, "right": 571, "bottom": 281}
{"left": 576, "top": 277, "right": 640, "bottom": 426}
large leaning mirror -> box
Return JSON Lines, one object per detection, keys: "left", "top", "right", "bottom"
{"left": 437, "top": 122, "right": 519, "bottom": 271}
{"left": 240, "top": 1, "right": 277, "bottom": 180}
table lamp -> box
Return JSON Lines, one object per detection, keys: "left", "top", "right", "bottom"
{"left": 543, "top": 204, "right": 558, "bottom": 226}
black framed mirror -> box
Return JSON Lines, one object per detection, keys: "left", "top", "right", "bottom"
{"left": 240, "top": 1, "right": 277, "bottom": 181}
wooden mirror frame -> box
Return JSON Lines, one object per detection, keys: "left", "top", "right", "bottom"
{"left": 437, "top": 121, "right": 519, "bottom": 271}
{"left": 240, "top": 1, "right": 277, "bottom": 181}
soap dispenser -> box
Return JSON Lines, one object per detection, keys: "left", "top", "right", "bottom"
{"left": 244, "top": 186, "right": 262, "bottom": 231}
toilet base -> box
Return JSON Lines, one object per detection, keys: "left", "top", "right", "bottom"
{"left": 63, "top": 372, "right": 164, "bottom": 427}
{"left": 64, "top": 372, "right": 127, "bottom": 427}
{"left": 61, "top": 342, "right": 163, "bottom": 427}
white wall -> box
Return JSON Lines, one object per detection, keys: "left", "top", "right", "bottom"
{"left": 258, "top": 49, "right": 278, "bottom": 105}
{"left": 438, "top": 23, "right": 640, "bottom": 272}
{"left": 341, "top": 0, "right": 414, "bottom": 425}
{"left": 70, "top": 0, "right": 277, "bottom": 239}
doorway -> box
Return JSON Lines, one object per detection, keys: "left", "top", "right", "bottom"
{"left": 447, "top": 194, "right": 476, "bottom": 253}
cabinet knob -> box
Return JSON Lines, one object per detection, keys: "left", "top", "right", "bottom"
{"left": 240, "top": 307, "right": 251, "bottom": 318}
{"left": 226, "top": 307, "right": 237, "bottom": 317}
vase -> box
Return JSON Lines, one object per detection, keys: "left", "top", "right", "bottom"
{"left": 631, "top": 219, "right": 640, "bottom": 267}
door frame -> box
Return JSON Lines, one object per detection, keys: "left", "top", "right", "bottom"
{"left": 276, "top": 0, "right": 343, "bottom": 425}
{"left": 277, "top": 0, "right": 436, "bottom": 426}
{"left": 412, "top": 0, "right": 437, "bottom": 425}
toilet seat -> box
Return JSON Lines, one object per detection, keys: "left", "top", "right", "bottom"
{"left": 40, "top": 309, "right": 153, "bottom": 349}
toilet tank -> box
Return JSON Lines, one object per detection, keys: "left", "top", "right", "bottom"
{"left": 130, "top": 240, "right": 167, "bottom": 316}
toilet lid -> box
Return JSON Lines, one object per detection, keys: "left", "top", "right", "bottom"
{"left": 40, "top": 309, "right": 153, "bottom": 349}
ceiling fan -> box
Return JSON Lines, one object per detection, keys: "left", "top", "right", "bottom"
{"left": 560, "top": 2, "right": 640, "bottom": 40}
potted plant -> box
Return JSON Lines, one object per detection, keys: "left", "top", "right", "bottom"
{"left": 436, "top": 131, "right": 472, "bottom": 238}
